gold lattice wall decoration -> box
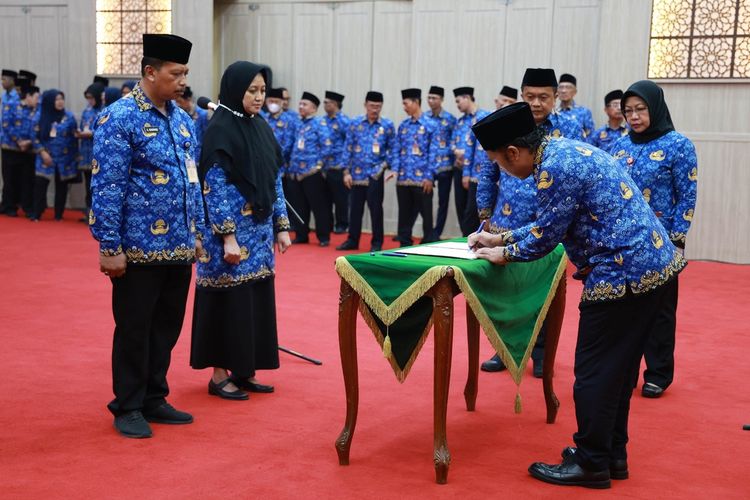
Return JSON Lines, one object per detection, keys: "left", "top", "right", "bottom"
{"left": 96, "top": 0, "right": 172, "bottom": 76}
{"left": 649, "top": 0, "right": 749, "bottom": 79}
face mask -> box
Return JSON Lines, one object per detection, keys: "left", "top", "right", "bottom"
{"left": 268, "top": 102, "right": 281, "bottom": 114}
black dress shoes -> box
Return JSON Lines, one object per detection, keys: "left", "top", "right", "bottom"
{"left": 318, "top": 240, "right": 330, "bottom": 247}
{"left": 481, "top": 354, "right": 507, "bottom": 372}
{"left": 528, "top": 455, "right": 611, "bottom": 489}
{"left": 642, "top": 382, "right": 664, "bottom": 398}
{"left": 291, "top": 237, "right": 309, "bottom": 244}
{"left": 208, "top": 378, "right": 249, "bottom": 400}
{"left": 231, "top": 376, "right": 275, "bottom": 393}
{"left": 336, "top": 240, "right": 359, "bottom": 251}
{"left": 561, "top": 447, "right": 628, "bottom": 480}
{"left": 333, "top": 226, "right": 348, "bottom": 234}
{"left": 114, "top": 410, "right": 152, "bottom": 439}
{"left": 370, "top": 245, "right": 382, "bottom": 252}
{"left": 143, "top": 403, "right": 194, "bottom": 424}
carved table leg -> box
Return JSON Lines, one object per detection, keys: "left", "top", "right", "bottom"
{"left": 542, "top": 276, "right": 566, "bottom": 424}
{"left": 335, "top": 279, "right": 361, "bottom": 465}
{"left": 464, "top": 304, "right": 479, "bottom": 411}
{"left": 431, "top": 278, "right": 454, "bottom": 484}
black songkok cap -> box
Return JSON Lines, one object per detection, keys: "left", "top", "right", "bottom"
{"left": 559, "top": 73, "right": 577, "bottom": 86}
{"left": 182, "top": 86, "right": 193, "bottom": 99}
{"left": 93, "top": 75, "right": 110, "bottom": 87}
{"left": 267, "top": 88, "right": 284, "bottom": 99}
{"left": 325, "top": 91, "right": 345, "bottom": 103}
{"left": 522, "top": 68, "right": 557, "bottom": 88}
{"left": 453, "top": 86, "right": 474, "bottom": 97}
{"left": 15, "top": 75, "right": 29, "bottom": 88}
{"left": 19, "top": 70, "right": 36, "bottom": 81}
{"left": 499, "top": 86, "right": 518, "bottom": 99}
{"left": 604, "top": 89, "right": 624, "bottom": 105}
{"left": 365, "top": 91, "right": 383, "bottom": 103}
{"left": 428, "top": 86, "right": 444, "bottom": 97}
{"left": 142, "top": 34, "right": 192, "bottom": 64}
{"left": 24, "top": 85, "right": 40, "bottom": 96}
{"left": 301, "top": 91, "right": 320, "bottom": 107}
{"left": 471, "top": 102, "right": 537, "bottom": 152}
{"left": 2, "top": 69, "right": 18, "bottom": 79}
{"left": 401, "top": 88, "right": 421, "bottom": 100}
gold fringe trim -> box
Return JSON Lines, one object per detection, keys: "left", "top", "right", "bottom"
{"left": 359, "top": 302, "right": 434, "bottom": 383}
{"left": 452, "top": 250, "right": 568, "bottom": 395}
{"left": 335, "top": 257, "right": 448, "bottom": 325}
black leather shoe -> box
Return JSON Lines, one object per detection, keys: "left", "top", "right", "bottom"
{"left": 481, "top": 354, "right": 507, "bottom": 372}
{"left": 561, "top": 447, "right": 629, "bottom": 480}
{"left": 370, "top": 245, "right": 382, "bottom": 252}
{"left": 319, "top": 240, "right": 330, "bottom": 247}
{"left": 114, "top": 410, "right": 152, "bottom": 439}
{"left": 533, "top": 358, "right": 543, "bottom": 378}
{"left": 336, "top": 240, "right": 359, "bottom": 251}
{"left": 642, "top": 382, "right": 664, "bottom": 398}
{"left": 528, "top": 455, "right": 611, "bottom": 489}
{"left": 231, "top": 376, "right": 275, "bottom": 393}
{"left": 208, "top": 378, "right": 249, "bottom": 400}
{"left": 333, "top": 226, "right": 348, "bottom": 234}
{"left": 291, "top": 237, "right": 309, "bottom": 244}
{"left": 143, "top": 403, "right": 194, "bottom": 424}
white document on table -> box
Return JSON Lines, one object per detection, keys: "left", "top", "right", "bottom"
{"left": 395, "top": 241, "right": 477, "bottom": 260}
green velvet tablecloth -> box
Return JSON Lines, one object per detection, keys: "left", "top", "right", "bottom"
{"left": 335, "top": 240, "right": 567, "bottom": 387}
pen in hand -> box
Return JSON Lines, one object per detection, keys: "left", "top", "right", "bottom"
{"left": 468, "top": 220, "right": 487, "bottom": 251}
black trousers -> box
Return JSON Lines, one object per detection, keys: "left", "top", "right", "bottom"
{"left": 452, "top": 167, "right": 468, "bottom": 235}
{"left": 33, "top": 172, "right": 69, "bottom": 220}
{"left": 286, "top": 172, "right": 332, "bottom": 243}
{"left": 460, "top": 181, "right": 480, "bottom": 236}
{"left": 433, "top": 169, "right": 453, "bottom": 238}
{"left": 326, "top": 168, "right": 349, "bottom": 230}
{"left": 348, "top": 176, "right": 384, "bottom": 248}
{"left": 82, "top": 169, "right": 93, "bottom": 211}
{"left": 0, "top": 149, "right": 33, "bottom": 214}
{"left": 108, "top": 265, "right": 192, "bottom": 416}
{"left": 643, "top": 275, "right": 679, "bottom": 388}
{"left": 396, "top": 184, "right": 433, "bottom": 246}
{"left": 572, "top": 279, "right": 676, "bottom": 471}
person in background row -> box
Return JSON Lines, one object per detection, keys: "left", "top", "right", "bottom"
{"left": 321, "top": 90, "right": 350, "bottom": 234}
{"left": 93, "top": 75, "right": 110, "bottom": 87}
{"left": 589, "top": 90, "right": 628, "bottom": 153}
{"left": 191, "top": 60, "right": 291, "bottom": 401}
{"left": 336, "top": 91, "right": 396, "bottom": 252}
{"left": 286, "top": 91, "right": 332, "bottom": 246}
{"left": 557, "top": 73, "right": 595, "bottom": 141}
{"left": 103, "top": 87, "right": 121, "bottom": 108}
{"left": 19, "top": 70, "right": 37, "bottom": 86}
{"left": 77, "top": 82, "right": 105, "bottom": 221}
{"left": 610, "top": 80, "right": 698, "bottom": 399}
{"left": 31, "top": 89, "right": 78, "bottom": 221}
{"left": 7, "top": 83, "right": 41, "bottom": 218}
{"left": 494, "top": 85, "right": 518, "bottom": 110}
{"left": 1, "top": 69, "right": 21, "bottom": 216}
{"left": 121, "top": 80, "right": 137, "bottom": 97}
{"left": 279, "top": 86, "right": 299, "bottom": 121}
{"left": 425, "top": 85, "right": 456, "bottom": 240}
{"left": 175, "top": 86, "right": 209, "bottom": 160}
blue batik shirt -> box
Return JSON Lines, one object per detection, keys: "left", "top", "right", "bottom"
{"left": 35, "top": 110, "right": 79, "bottom": 181}
{"left": 540, "top": 111, "right": 584, "bottom": 141}
{"left": 190, "top": 106, "right": 210, "bottom": 161}
{"left": 396, "top": 113, "right": 438, "bottom": 186}
{"left": 262, "top": 110, "right": 298, "bottom": 173}
{"left": 89, "top": 85, "right": 204, "bottom": 264}
{"left": 288, "top": 115, "right": 332, "bottom": 180}
{"left": 197, "top": 164, "right": 290, "bottom": 288}
{"left": 451, "top": 109, "right": 486, "bottom": 174}
{"left": 477, "top": 163, "right": 537, "bottom": 234}
{"left": 340, "top": 114, "right": 398, "bottom": 186}
{"left": 558, "top": 102, "right": 595, "bottom": 141}
{"left": 1, "top": 88, "right": 20, "bottom": 149}
{"left": 321, "top": 111, "right": 350, "bottom": 170}
{"left": 590, "top": 123, "right": 629, "bottom": 153}
{"left": 462, "top": 109, "right": 492, "bottom": 183}
{"left": 14, "top": 103, "right": 39, "bottom": 148}
{"left": 499, "top": 138, "right": 686, "bottom": 303}
{"left": 610, "top": 131, "right": 697, "bottom": 248}
{"left": 426, "top": 109, "right": 456, "bottom": 174}
{"left": 78, "top": 105, "right": 102, "bottom": 170}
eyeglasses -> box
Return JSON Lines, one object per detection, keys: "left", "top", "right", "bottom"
{"left": 623, "top": 106, "right": 648, "bottom": 117}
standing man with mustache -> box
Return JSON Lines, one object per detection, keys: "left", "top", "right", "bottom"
{"left": 89, "top": 34, "right": 204, "bottom": 439}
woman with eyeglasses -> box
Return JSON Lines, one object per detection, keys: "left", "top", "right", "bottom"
{"left": 610, "top": 80, "right": 698, "bottom": 399}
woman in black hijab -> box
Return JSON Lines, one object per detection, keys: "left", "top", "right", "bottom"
{"left": 190, "top": 61, "right": 292, "bottom": 400}
{"left": 610, "top": 80, "right": 698, "bottom": 398}
{"left": 77, "top": 82, "right": 105, "bottom": 220}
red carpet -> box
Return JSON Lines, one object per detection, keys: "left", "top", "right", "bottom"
{"left": 1, "top": 211, "right": 749, "bottom": 498}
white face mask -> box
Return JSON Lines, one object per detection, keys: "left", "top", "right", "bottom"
{"left": 267, "top": 102, "right": 281, "bottom": 114}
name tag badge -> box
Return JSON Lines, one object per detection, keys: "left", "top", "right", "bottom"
{"left": 297, "top": 138, "right": 305, "bottom": 150}
{"left": 372, "top": 142, "right": 380, "bottom": 154}
{"left": 186, "top": 157, "right": 199, "bottom": 184}
{"left": 49, "top": 124, "right": 57, "bottom": 138}
{"left": 412, "top": 143, "right": 421, "bottom": 155}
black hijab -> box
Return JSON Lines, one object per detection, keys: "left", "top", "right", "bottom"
{"left": 103, "top": 87, "right": 121, "bottom": 107}
{"left": 199, "top": 61, "right": 281, "bottom": 219}
{"left": 622, "top": 80, "right": 675, "bottom": 144}
{"left": 85, "top": 83, "right": 105, "bottom": 110}
{"left": 39, "top": 89, "right": 65, "bottom": 141}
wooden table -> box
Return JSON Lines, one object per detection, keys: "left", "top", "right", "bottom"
{"left": 334, "top": 267, "right": 567, "bottom": 484}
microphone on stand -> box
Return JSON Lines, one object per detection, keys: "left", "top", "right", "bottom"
{"left": 197, "top": 96, "right": 217, "bottom": 111}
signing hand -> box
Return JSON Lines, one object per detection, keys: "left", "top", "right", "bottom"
{"left": 467, "top": 230, "right": 498, "bottom": 251}
{"left": 474, "top": 246, "right": 508, "bottom": 265}
{"left": 100, "top": 253, "right": 127, "bottom": 278}
{"left": 276, "top": 231, "right": 292, "bottom": 254}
